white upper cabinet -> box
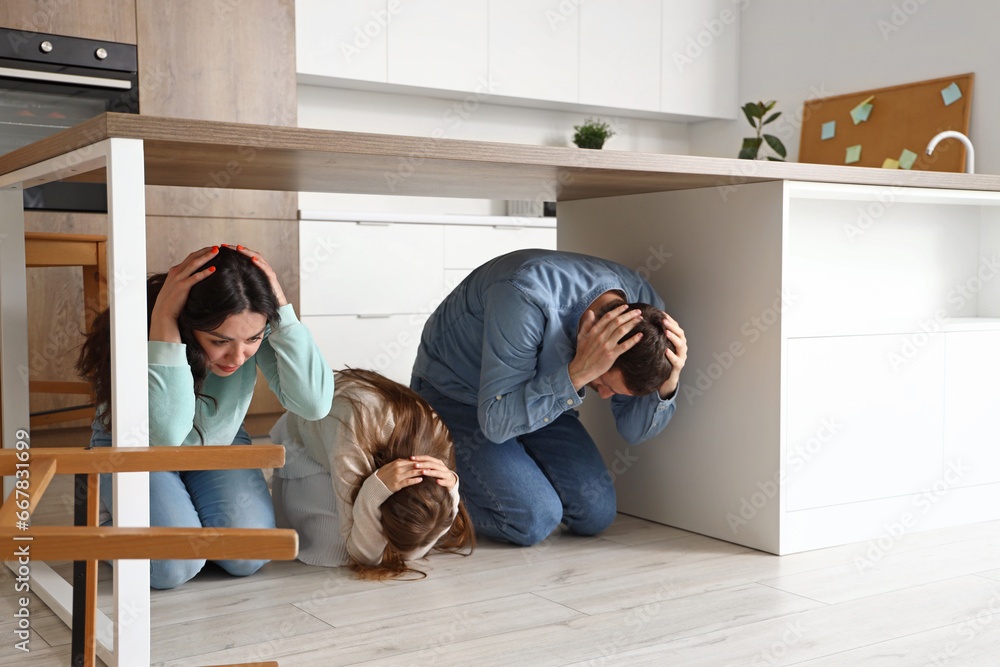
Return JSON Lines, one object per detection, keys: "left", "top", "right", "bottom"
{"left": 489, "top": 0, "right": 578, "bottom": 104}
{"left": 296, "top": 0, "right": 389, "bottom": 83}
{"left": 386, "top": 0, "right": 489, "bottom": 92}
{"left": 661, "top": 0, "right": 739, "bottom": 119}
{"left": 295, "top": 0, "right": 738, "bottom": 119}
{"left": 579, "top": 0, "right": 662, "bottom": 113}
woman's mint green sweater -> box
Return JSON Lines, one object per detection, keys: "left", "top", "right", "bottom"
{"left": 147, "top": 303, "right": 334, "bottom": 446}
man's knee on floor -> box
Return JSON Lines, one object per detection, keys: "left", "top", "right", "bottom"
{"left": 564, "top": 476, "right": 617, "bottom": 536}
{"left": 505, "top": 495, "right": 563, "bottom": 547}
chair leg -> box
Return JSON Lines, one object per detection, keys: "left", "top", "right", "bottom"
{"left": 71, "top": 473, "right": 99, "bottom": 667}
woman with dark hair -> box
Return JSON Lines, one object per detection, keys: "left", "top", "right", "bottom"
{"left": 77, "top": 245, "right": 334, "bottom": 589}
{"left": 270, "top": 369, "right": 475, "bottom": 579}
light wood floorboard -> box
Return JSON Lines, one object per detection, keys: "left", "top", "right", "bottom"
{"left": 4, "top": 475, "right": 1000, "bottom": 665}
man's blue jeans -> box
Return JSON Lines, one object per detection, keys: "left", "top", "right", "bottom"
{"left": 91, "top": 421, "right": 275, "bottom": 590}
{"left": 411, "top": 376, "right": 616, "bottom": 546}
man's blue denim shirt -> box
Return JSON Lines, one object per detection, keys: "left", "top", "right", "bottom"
{"left": 412, "top": 249, "right": 678, "bottom": 445}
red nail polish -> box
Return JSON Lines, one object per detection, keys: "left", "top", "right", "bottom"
{"left": 209, "top": 266, "right": 216, "bottom": 273}
{"left": 237, "top": 245, "right": 244, "bottom": 251}
{"left": 211, "top": 246, "right": 219, "bottom": 253}
{"left": 252, "top": 256, "right": 258, "bottom": 262}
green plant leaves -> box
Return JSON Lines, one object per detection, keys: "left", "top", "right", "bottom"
{"left": 763, "top": 111, "right": 781, "bottom": 126}
{"left": 739, "top": 137, "right": 762, "bottom": 159}
{"left": 763, "top": 134, "right": 787, "bottom": 158}
{"left": 742, "top": 103, "right": 762, "bottom": 126}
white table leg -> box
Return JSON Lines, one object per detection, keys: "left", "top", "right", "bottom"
{"left": 0, "top": 138, "right": 151, "bottom": 666}
{"left": 106, "top": 137, "right": 151, "bottom": 667}
{"left": 0, "top": 183, "right": 30, "bottom": 499}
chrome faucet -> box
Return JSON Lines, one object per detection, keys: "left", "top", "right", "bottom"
{"left": 926, "top": 130, "right": 975, "bottom": 174}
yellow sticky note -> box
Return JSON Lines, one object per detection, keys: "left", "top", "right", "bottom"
{"left": 882, "top": 158, "right": 900, "bottom": 169}
{"left": 845, "top": 144, "right": 862, "bottom": 164}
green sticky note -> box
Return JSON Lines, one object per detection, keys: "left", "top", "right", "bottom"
{"left": 845, "top": 144, "right": 862, "bottom": 164}
{"left": 821, "top": 121, "right": 836, "bottom": 140}
{"left": 941, "top": 82, "right": 962, "bottom": 106}
{"left": 899, "top": 148, "right": 918, "bottom": 170}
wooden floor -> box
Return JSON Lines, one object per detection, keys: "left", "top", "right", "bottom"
{"left": 3, "top": 473, "right": 1000, "bottom": 666}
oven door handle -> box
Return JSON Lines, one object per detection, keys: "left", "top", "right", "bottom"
{"left": 0, "top": 66, "right": 132, "bottom": 90}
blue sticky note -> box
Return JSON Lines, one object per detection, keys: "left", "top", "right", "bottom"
{"left": 850, "top": 103, "right": 873, "bottom": 125}
{"left": 845, "top": 144, "right": 862, "bottom": 164}
{"left": 821, "top": 121, "right": 836, "bottom": 140}
{"left": 941, "top": 82, "right": 962, "bottom": 106}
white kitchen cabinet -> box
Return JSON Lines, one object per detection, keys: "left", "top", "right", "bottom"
{"left": 579, "top": 0, "right": 661, "bottom": 113}
{"left": 299, "top": 220, "right": 444, "bottom": 316}
{"left": 944, "top": 330, "right": 1000, "bottom": 487}
{"left": 785, "top": 335, "right": 944, "bottom": 512}
{"left": 559, "top": 181, "right": 1000, "bottom": 554}
{"left": 386, "top": 0, "right": 488, "bottom": 93}
{"left": 661, "top": 0, "right": 739, "bottom": 119}
{"left": 300, "top": 214, "right": 556, "bottom": 385}
{"left": 296, "top": 0, "right": 389, "bottom": 83}
{"left": 488, "top": 0, "right": 578, "bottom": 104}
{"left": 304, "top": 313, "right": 429, "bottom": 386}
{"left": 295, "top": 0, "right": 739, "bottom": 120}
{"left": 444, "top": 224, "right": 557, "bottom": 269}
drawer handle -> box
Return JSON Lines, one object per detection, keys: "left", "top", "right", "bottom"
{"left": 356, "top": 314, "right": 392, "bottom": 319}
{"left": 357, "top": 221, "right": 392, "bottom": 226}
{"left": 493, "top": 225, "right": 525, "bottom": 230}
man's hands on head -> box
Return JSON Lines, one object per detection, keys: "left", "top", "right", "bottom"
{"left": 658, "top": 313, "right": 687, "bottom": 400}
{"left": 569, "top": 304, "right": 644, "bottom": 392}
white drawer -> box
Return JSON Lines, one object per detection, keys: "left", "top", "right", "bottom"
{"left": 300, "top": 221, "right": 445, "bottom": 316}
{"left": 443, "top": 225, "right": 556, "bottom": 269}
{"left": 303, "top": 314, "right": 430, "bottom": 386}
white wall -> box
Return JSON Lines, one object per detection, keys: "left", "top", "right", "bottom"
{"left": 298, "top": 84, "right": 692, "bottom": 214}
{"left": 690, "top": 0, "right": 1000, "bottom": 174}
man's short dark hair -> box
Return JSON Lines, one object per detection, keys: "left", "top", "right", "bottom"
{"left": 599, "top": 299, "right": 674, "bottom": 396}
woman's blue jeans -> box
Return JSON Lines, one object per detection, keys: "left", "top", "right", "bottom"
{"left": 411, "top": 376, "right": 617, "bottom": 546}
{"left": 91, "top": 421, "right": 275, "bottom": 590}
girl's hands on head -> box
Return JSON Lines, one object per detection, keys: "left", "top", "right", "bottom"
{"left": 410, "top": 455, "right": 458, "bottom": 491}
{"left": 226, "top": 244, "right": 288, "bottom": 307}
{"left": 149, "top": 246, "right": 219, "bottom": 344}
{"left": 375, "top": 456, "right": 458, "bottom": 493}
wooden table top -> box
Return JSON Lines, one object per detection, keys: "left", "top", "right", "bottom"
{"left": 3, "top": 112, "right": 1000, "bottom": 201}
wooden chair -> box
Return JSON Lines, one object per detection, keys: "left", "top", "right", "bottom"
{"left": 24, "top": 232, "right": 108, "bottom": 428}
{"left": 0, "top": 444, "right": 295, "bottom": 667}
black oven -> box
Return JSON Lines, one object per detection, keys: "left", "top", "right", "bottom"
{"left": 0, "top": 27, "right": 138, "bottom": 212}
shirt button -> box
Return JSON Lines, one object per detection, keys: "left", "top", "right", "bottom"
{"left": 653, "top": 422, "right": 658, "bottom": 426}
{"left": 496, "top": 395, "right": 502, "bottom": 401}
{"left": 543, "top": 417, "right": 549, "bottom": 423}
{"left": 566, "top": 398, "right": 574, "bottom": 405}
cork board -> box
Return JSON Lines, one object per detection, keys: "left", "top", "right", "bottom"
{"left": 798, "top": 74, "right": 973, "bottom": 173}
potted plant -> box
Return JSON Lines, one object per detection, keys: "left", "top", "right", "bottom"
{"left": 573, "top": 118, "right": 615, "bottom": 149}
{"left": 739, "top": 101, "right": 786, "bottom": 161}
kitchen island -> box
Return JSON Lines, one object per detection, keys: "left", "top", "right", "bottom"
{"left": 4, "top": 113, "right": 1000, "bottom": 665}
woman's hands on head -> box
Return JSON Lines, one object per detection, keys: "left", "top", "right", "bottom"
{"left": 149, "top": 247, "right": 219, "bottom": 343}
{"left": 226, "top": 244, "right": 288, "bottom": 307}
{"left": 375, "top": 456, "right": 458, "bottom": 493}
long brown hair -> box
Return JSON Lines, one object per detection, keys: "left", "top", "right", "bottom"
{"left": 335, "top": 368, "right": 475, "bottom": 580}
{"left": 76, "top": 246, "right": 280, "bottom": 433}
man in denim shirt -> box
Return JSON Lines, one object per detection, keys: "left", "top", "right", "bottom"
{"left": 412, "top": 249, "right": 687, "bottom": 546}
